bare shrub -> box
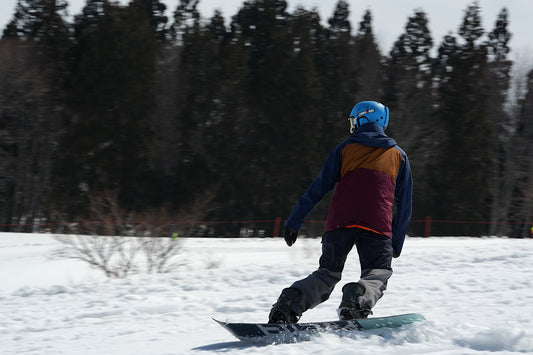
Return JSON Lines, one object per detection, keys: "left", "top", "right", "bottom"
{"left": 140, "top": 236, "right": 185, "bottom": 273}
{"left": 52, "top": 233, "right": 185, "bottom": 278}
{"left": 52, "top": 185, "right": 222, "bottom": 277}
{"left": 53, "top": 234, "right": 141, "bottom": 278}
{"left": 81, "top": 189, "right": 129, "bottom": 236}
{"left": 171, "top": 184, "right": 220, "bottom": 236}
{"left": 53, "top": 190, "right": 185, "bottom": 278}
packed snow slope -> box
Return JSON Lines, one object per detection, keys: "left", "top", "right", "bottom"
{"left": 1, "top": 233, "right": 532, "bottom": 354}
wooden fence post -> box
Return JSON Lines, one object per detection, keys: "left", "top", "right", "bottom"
{"left": 424, "top": 216, "right": 432, "bottom": 238}
{"left": 273, "top": 217, "right": 282, "bottom": 238}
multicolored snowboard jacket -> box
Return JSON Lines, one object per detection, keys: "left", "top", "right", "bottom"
{"left": 285, "top": 122, "right": 413, "bottom": 255}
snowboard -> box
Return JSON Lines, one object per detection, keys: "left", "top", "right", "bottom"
{"left": 214, "top": 313, "right": 425, "bottom": 343}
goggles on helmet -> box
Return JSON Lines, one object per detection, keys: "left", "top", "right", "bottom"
{"left": 348, "top": 108, "right": 375, "bottom": 134}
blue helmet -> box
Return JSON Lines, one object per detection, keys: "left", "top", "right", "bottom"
{"left": 348, "top": 101, "right": 390, "bottom": 133}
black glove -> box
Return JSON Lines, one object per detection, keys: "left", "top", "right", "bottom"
{"left": 393, "top": 250, "right": 400, "bottom": 258}
{"left": 281, "top": 227, "right": 297, "bottom": 247}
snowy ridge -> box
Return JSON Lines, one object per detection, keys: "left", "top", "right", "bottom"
{"left": 1, "top": 233, "right": 532, "bottom": 354}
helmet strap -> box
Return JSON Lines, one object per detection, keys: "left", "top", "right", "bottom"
{"left": 357, "top": 116, "right": 368, "bottom": 129}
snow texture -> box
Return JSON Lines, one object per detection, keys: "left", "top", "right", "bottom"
{"left": 1, "top": 233, "right": 532, "bottom": 354}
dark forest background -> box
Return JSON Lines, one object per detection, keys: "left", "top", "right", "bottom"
{"left": 1, "top": 0, "right": 532, "bottom": 237}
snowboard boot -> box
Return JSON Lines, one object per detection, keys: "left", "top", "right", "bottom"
{"left": 268, "top": 287, "right": 302, "bottom": 323}
{"left": 337, "top": 282, "right": 372, "bottom": 320}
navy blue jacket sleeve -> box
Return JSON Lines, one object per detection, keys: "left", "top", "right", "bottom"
{"left": 391, "top": 148, "right": 413, "bottom": 256}
{"left": 284, "top": 145, "right": 343, "bottom": 233}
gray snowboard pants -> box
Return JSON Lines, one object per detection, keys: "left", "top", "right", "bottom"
{"left": 289, "top": 227, "right": 393, "bottom": 315}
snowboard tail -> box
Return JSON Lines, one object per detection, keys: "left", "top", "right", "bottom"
{"left": 215, "top": 313, "right": 425, "bottom": 342}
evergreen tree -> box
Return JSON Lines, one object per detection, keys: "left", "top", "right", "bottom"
{"left": 384, "top": 9, "right": 435, "bottom": 231}
{"left": 485, "top": 8, "right": 514, "bottom": 235}
{"left": 1, "top": 0, "right": 71, "bottom": 230}
{"left": 172, "top": 0, "right": 199, "bottom": 44}
{"left": 72, "top": 0, "right": 107, "bottom": 36}
{"left": 327, "top": 0, "right": 350, "bottom": 38}
{"left": 432, "top": 2, "right": 491, "bottom": 234}
{"left": 352, "top": 10, "right": 383, "bottom": 101}
{"left": 0, "top": 39, "right": 52, "bottom": 231}
{"left": 275, "top": 7, "right": 324, "bottom": 223}
{"left": 386, "top": 8, "right": 433, "bottom": 135}
{"left": 226, "top": 0, "right": 298, "bottom": 219}
{"left": 54, "top": 1, "right": 158, "bottom": 216}
{"left": 487, "top": 8, "right": 511, "bottom": 63}
{"left": 509, "top": 69, "right": 533, "bottom": 237}
{"left": 132, "top": 0, "right": 168, "bottom": 41}
{"left": 171, "top": 0, "right": 220, "bottom": 210}
{"left": 4, "top": 0, "right": 67, "bottom": 39}
{"left": 4, "top": 0, "right": 70, "bottom": 90}
{"left": 316, "top": 0, "right": 355, "bottom": 150}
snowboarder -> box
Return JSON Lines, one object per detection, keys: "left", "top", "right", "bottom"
{"left": 269, "top": 101, "right": 413, "bottom": 323}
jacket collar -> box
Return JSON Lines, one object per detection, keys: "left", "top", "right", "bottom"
{"left": 349, "top": 122, "right": 397, "bottom": 148}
